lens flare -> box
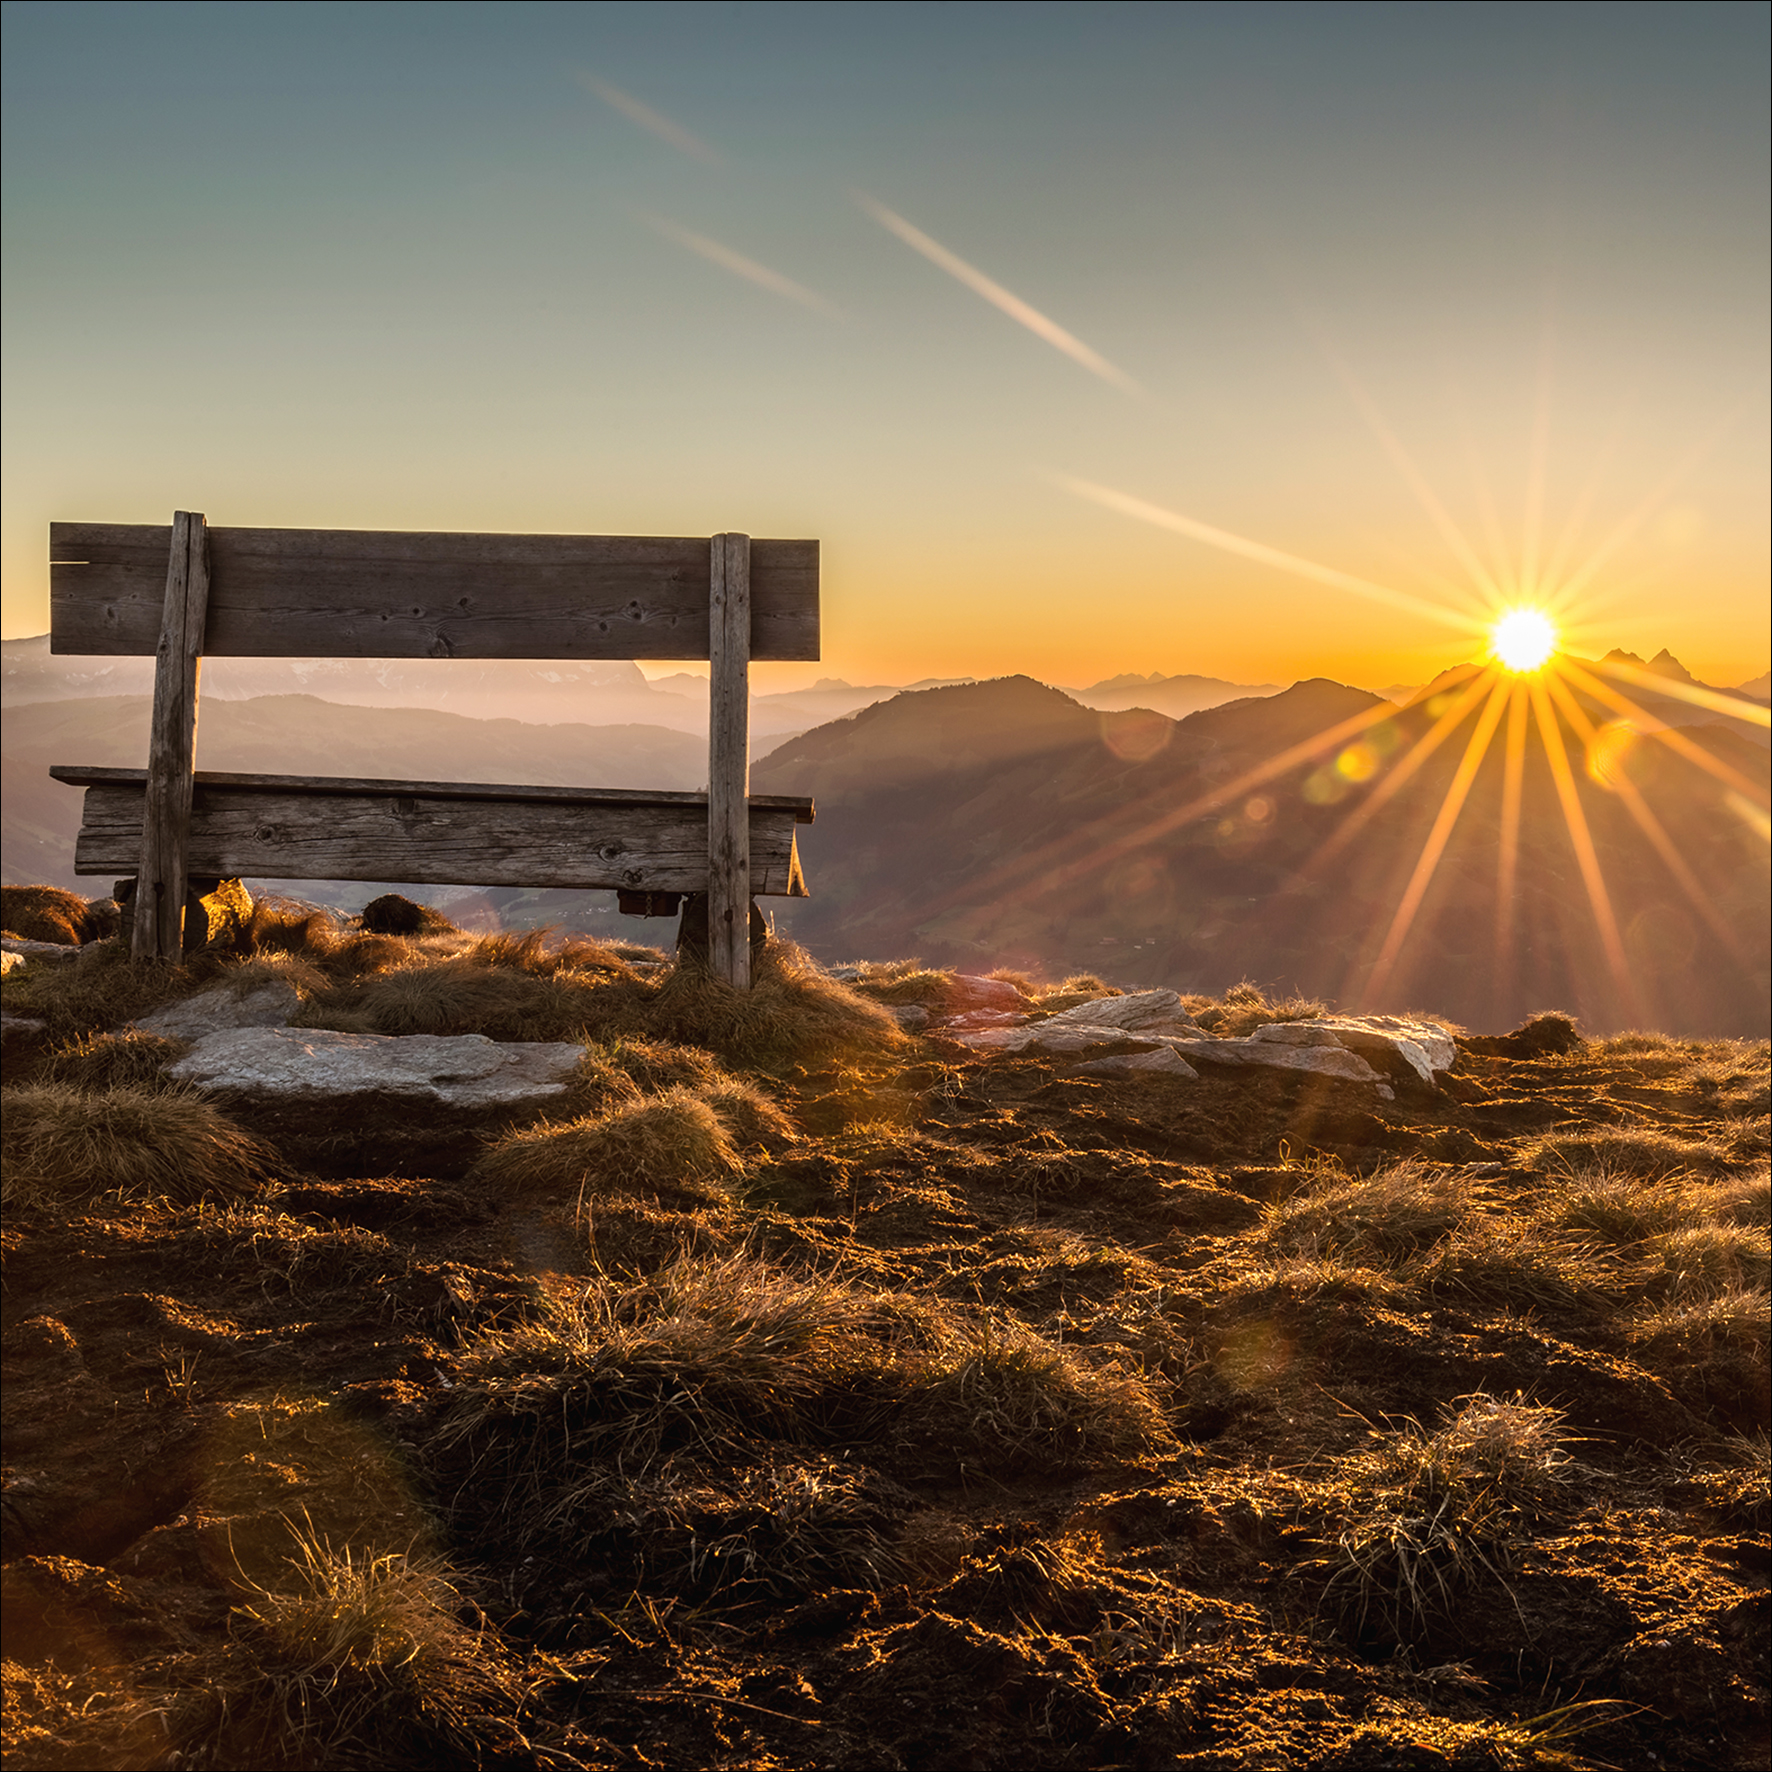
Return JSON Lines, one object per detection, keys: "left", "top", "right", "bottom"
{"left": 1491, "top": 608, "right": 1557, "bottom": 673}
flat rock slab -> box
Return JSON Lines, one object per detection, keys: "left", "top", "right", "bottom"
{"left": 167, "top": 1026, "right": 586, "bottom": 1176}
{"left": 958, "top": 1021, "right": 1383, "bottom": 1081}
{"left": 1069, "top": 1048, "right": 1199, "bottom": 1081}
{"left": 169, "top": 1026, "right": 584, "bottom": 1108}
{"left": 136, "top": 981, "right": 304, "bottom": 1041}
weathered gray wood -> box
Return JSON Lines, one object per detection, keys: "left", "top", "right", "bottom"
{"left": 707, "top": 533, "right": 752, "bottom": 988}
{"left": 51, "top": 765, "right": 813, "bottom": 821}
{"left": 49, "top": 524, "right": 819, "bottom": 661}
{"left": 70, "top": 777, "right": 808, "bottom": 897}
{"left": 133, "top": 513, "right": 209, "bottom": 959}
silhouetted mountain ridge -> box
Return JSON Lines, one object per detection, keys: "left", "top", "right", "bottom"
{"left": 757, "top": 675, "right": 1769, "bottom": 1037}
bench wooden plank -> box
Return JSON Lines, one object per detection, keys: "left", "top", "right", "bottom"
{"left": 49, "top": 766, "right": 815, "bottom": 822}
{"left": 49, "top": 525, "right": 819, "bottom": 661}
{"left": 67, "top": 776, "right": 809, "bottom": 896}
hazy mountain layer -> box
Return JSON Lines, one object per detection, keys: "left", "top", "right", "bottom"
{"left": 756, "top": 675, "right": 1770, "bottom": 1037}
{"left": 0, "top": 695, "right": 706, "bottom": 891}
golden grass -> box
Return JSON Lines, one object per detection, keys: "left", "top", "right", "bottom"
{"left": 1628, "top": 1287, "right": 1771, "bottom": 1359}
{"left": 1191, "top": 980, "right": 1328, "bottom": 1037}
{"left": 472, "top": 1088, "right": 747, "bottom": 1204}
{"left": 1321, "top": 1394, "right": 1574, "bottom": 1646}
{"left": 1523, "top": 1126, "right": 1735, "bottom": 1178}
{"left": 1, "top": 883, "right": 116, "bottom": 945}
{"left": 1, "top": 1082, "right": 270, "bottom": 1210}
{"left": 1409, "top": 1216, "right": 1614, "bottom": 1311}
{"left": 1263, "top": 1162, "right": 1474, "bottom": 1261}
{"left": 188, "top": 1529, "right": 517, "bottom": 1771}
{"left": 33, "top": 1027, "right": 189, "bottom": 1092}
{"left": 434, "top": 1252, "right": 1172, "bottom": 1564}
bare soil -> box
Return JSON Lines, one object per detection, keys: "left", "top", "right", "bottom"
{"left": 2, "top": 941, "right": 1767, "bottom": 1770}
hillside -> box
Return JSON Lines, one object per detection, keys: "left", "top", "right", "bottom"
{"left": 1, "top": 906, "right": 1766, "bottom": 1770}
{"left": 756, "top": 676, "right": 1771, "bottom": 1038}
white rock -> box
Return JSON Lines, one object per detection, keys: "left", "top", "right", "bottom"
{"left": 1318, "top": 1015, "right": 1457, "bottom": 1077}
{"left": 167, "top": 1026, "right": 585, "bottom": 1110}
{"left": 1070, "top": 1048, "right": 1199, "bottom": 1081}
{"left": 1041, "top": 988, "right": 1201, "bottom": 1035}
{"left": 136, "top": 980, "right": 304, "bottom": 1041}
{"left": 1239, "top": 1017, "right": 1455, "bottom": 1085}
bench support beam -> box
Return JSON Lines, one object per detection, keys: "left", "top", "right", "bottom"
{"left": 134, "top": 511, "right": 208, "bottom": 960}
{"left": 708, "top": 532, "right": 752, "bottom": 988}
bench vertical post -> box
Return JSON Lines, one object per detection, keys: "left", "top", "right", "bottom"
{"left": 708, "top": 531, "right": 752, "bottom": 989}
{"left": 132, "top": 511, "right": 209, "bottom": 960}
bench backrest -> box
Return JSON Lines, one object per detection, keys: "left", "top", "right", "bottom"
{"left": 48, "top": 514, "right": 819, "bottom": 984}
{"left": 50, "top": 523, "right": 819, "bottom": 659}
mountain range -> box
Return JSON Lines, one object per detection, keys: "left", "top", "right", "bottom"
{"left": 753, "top": 666, "right": 1769, "bottom": 1037}
{"left": 5, "top": 636, "right": 1766, "bottom": 1033}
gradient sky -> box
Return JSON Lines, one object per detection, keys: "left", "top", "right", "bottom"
{"left": 3, "top": 1, "right": 1767, "bottom": 691}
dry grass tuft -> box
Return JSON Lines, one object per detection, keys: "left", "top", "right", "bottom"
{"left": 34, "top": 1027, "right": 189, "bottom": 1092}
{"left": 1, "top": 882, "right": 116, "bottom": 945}
{"left": 1, "top": 1082, "right": 270, "bottom": 1210}
{"left": 844, "top": 958, "right": 955, "bottom": 1005}
{"left": 434, "top": 1253, "right": 1171, "bottom": 1565}
{"left": 1524, "top": 1126, "right": 1737, "bottom": 1179}
{"left": 1, "top": 941, "right": 206, "bottom": 1041}
{"left": 1647, "top": 1223, "right": 1771, "bottom": 1300}
{"left": 1198, "top": 980, "right": 1328, "bottom": 1038}
{"left": 472, "top": 1088, "right": 746, "bottom": 1204}
{"left": 1322, "top": 1394, "right": 1574, "bottom": 1646}
{"left": 1264, "top": 1162, "right": 1474, "bottom": 1262}
{"left": 886, "top": 1307, "right": 1174, "bottom": 1479}
{"left": 186, "top": 1529, "right": 518, "bottom": 1771}
{"left": 624, "top": 940, "right": 904, "bottom": 1065}
{"left": 1409, "top": 1216, "right": 1613, "bottom": 1311}
{"left": 1627, "top": 1287, "right": 1771, "bottom": 1361}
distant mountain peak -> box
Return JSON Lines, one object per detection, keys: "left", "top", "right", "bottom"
{"left": 1646, "top": 648, "right": 1698, "bottom": 683}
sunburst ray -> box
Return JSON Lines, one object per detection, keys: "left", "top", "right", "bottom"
{"left": 1361, "top": 672, "right": 1512, "bottom": 1005}
{"left": 1528, "top": 676, "right": 1644, "bottom": 1025}
{"left": 1544, "top": 672, "right": 1756, "bottom": 963}
{"left": 1557, "top": 660, "right": 1770, "bottom": 807}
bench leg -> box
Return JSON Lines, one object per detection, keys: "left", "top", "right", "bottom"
{"left": 675, "top": 892, "right": 767, "bottom": 971}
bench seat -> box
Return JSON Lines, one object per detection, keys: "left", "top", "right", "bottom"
{"left": 51, "top": 766, "right": 812, "bottom": 897}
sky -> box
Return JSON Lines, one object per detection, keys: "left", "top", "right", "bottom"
{"left": 3, "top": 1, "right": 1767, "bottom": 693}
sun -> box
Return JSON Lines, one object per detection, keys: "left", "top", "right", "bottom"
{"left": 1491, "top": 608, "right": 1557, "bottom": 673}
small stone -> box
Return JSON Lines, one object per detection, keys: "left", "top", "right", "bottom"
{"left": 136, "top": 980, "right": 303, "bottom": 1041}
{"left": 0, "top": 937, "right": 83, "bottom": 968}
{"left": 947, "top": 974, "right": 1029, "bottom": 1012}
{"left": 1042, "top": 989, "right": 1201, "bottom": 1035}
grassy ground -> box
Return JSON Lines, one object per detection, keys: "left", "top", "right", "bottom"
{"left": 2, "top": 902, "right": 1767, "bottom": 1770}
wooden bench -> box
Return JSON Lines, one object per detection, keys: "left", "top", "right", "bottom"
{"left": 48, "top": 514, "right": 820, "bottom": 986}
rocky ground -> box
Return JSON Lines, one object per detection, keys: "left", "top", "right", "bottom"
{"left": 1, "top": 886, "right": 1767, "bottom": 1770}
